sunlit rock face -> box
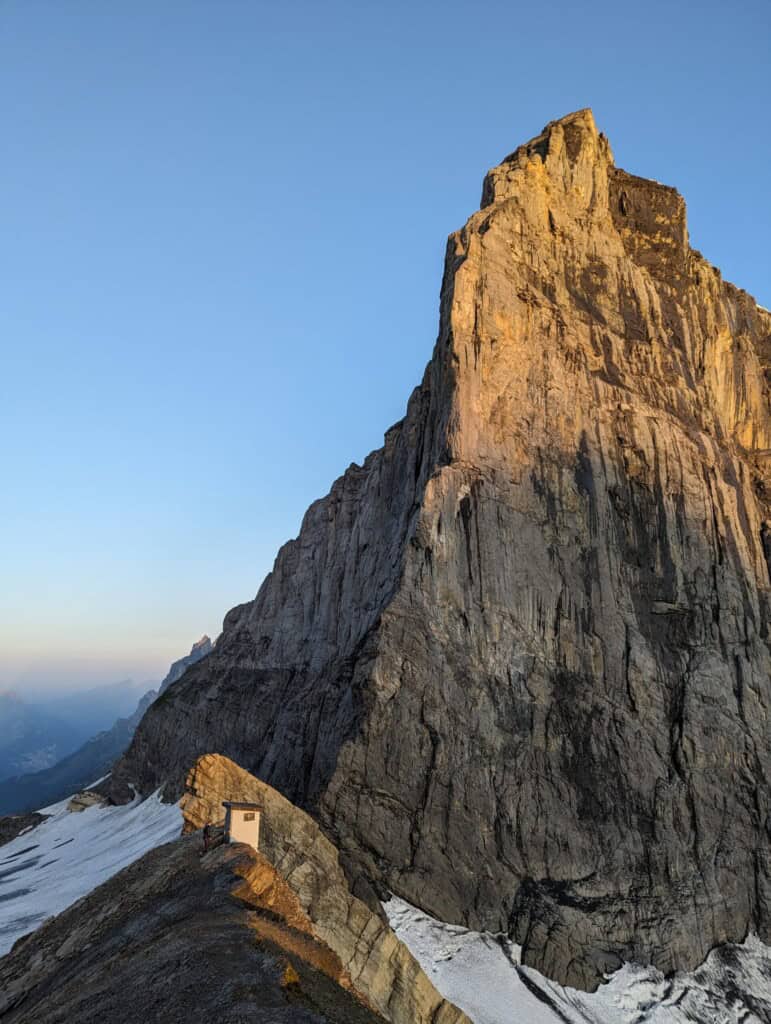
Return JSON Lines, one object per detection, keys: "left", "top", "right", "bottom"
{"left": 110, "top": 110, "right": 771, "bottom": 990}
{"left": 180, "top": 754, "right": 470, "bottom": 1024}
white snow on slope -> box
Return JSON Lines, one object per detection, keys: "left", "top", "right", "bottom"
{"left": 0, "top": 792, "right": 182, "bottom": 955}
{"left": 5, "top": 796, "right": 771, "bottom": 1024}
{"left": 385, "top": 896, "right": 771, "bottom": 1024}
{"left": 385, "top": 897, "right": 555, "bottom": 1024}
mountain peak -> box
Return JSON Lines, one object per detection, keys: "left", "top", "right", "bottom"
{"left": 111, "top": 115, "right": 771, "bottom": 992}
{"left": 481, "top": 108, "right": 613, "bottom": 209}
{"left": 190, "top": 635, "right": 211, "bottom": 654}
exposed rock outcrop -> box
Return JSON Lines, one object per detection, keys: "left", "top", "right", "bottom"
{"left": 0, "top": 757, "right": 468, "bottom": 1024}
{"left": 66, "top": 790, "right": 107, "bottom": 813}
{"left": 182, "top": 754, "right": 469, "bottom": 1024}
{"left": 109, "top": 110, "right": 771, "bottom": 989}
{"left": 0, "top": 812, "right": 47, "bottom": 848}
{"left": 0, "top": 835, "right": 389, "bottom": 1024}
{"left": 158, "top": 634, "right": 212, "bottom": 695}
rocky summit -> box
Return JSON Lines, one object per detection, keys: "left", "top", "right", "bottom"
{"left": 108, "top": 109, "right": 771, "bottom": 990}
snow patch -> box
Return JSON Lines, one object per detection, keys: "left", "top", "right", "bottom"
{"left": 385, "top": 896, "right": 771, "bottom": 1024}
{"left": 86, "top": 771, "right": 111, "bottom": 788}
{"left": 0, "top": 791, "right": 182, "bottom": 955}
{"left": 385, "top": 896, "right": 553, "bottom": 1024}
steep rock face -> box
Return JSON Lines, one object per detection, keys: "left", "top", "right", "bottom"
{"left": 110, "top": 110, "right": 771, "bottom": 989}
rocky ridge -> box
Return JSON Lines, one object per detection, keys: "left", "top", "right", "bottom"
{"left": 0, "top": 835, "right": 388, "bottom": 1024}
{"left": 158, "top": 634, "right": 212, "bottom": 695}
{"left": 0, "top": 755, "right": 468, "bottom": 1024}
{"left": 183, "top": 754, "right": 469, "bottom": 1024}
{"left": 0, "top": 812, "right": 47, "bottom": 848}
{"left": 109, "top": 110, "right": 771, "bottom": 989}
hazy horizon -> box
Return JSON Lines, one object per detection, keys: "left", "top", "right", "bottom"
{"left": 2, "top": 0, "right": 768, "bottom": 694}
{"left": 1, "top": 631, "right": 216, "bottom": 696}
{"left": 0, "top": 652, "right": 183, "bottom": 698}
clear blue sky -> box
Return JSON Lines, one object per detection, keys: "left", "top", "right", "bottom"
{"left": 1, "top": 0, "right": 769, "bottom": 692}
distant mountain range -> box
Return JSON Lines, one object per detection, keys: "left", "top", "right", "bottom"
{"left": 0, "top": 637, "right": 211, "bottom": 815}
{"left": 0, "top": 693, "right": 80, "bottom": 779}
{"left": 0, "top": 679, "right": 151, "bottom": 783}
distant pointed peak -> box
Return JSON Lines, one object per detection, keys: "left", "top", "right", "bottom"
{"left": 191, "top": 635, "right": 212, "bottom": 654}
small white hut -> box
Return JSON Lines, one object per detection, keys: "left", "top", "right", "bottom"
{"left": 222, "top": 800, "right": 262, "bottom": 849}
